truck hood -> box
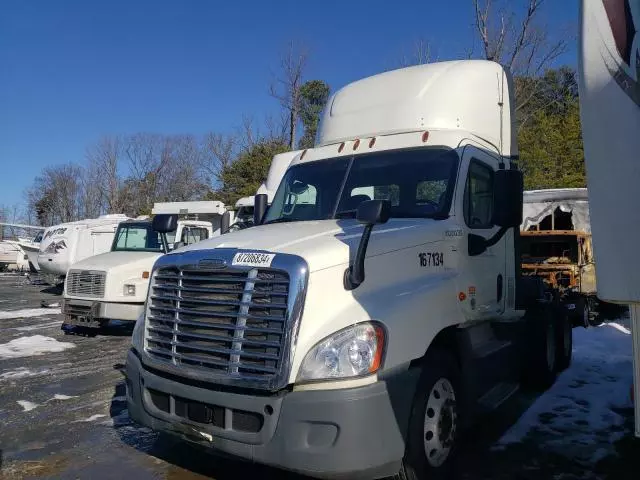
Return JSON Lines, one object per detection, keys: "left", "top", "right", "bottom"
{"left": 69, "top": 250, "right": 162, "bottom": 272}
{"left": 174, "top": 218, "right": 447, "bottom": 272}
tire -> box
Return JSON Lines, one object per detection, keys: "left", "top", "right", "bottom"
{"left": 395, "top": 350, "right": 461, "bottom": 480}
{"left": 523, "top": 307, "right": 558, "bottom": 391}
{"left": 587, "top": 297, "right": 603, "bottom": 327}
{"left": 554, "top": 309, "right": 572, "bottom": 372}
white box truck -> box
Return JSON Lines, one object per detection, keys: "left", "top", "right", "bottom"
{"left": 125, "top": 60, "right": 571, "bottom": 478}
{"left": 61, "top": 202, "right": 227, "bottom": 330}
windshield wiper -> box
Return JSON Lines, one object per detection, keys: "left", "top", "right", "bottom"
{"left": 263, "top": 217, "right": 296, "bottom": 225}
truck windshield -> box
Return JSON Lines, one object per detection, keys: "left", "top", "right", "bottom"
{"left": 112, "top": 224, "right": 166, "bottom": 253}
{"left": 263, "top": 147, "right": 459, "bottom": 223}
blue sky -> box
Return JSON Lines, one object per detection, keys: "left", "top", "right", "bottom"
{"left": 1, "top": 0, "right": 578, "bottom": 208}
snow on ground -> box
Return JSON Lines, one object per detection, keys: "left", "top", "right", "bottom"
{"left": 0, "top": 367, "right": 50, "bottom": 380}
{"left": 13, "top": 321, "right": 62, "bottom": 332}
{"left": 495, "top": 320, "right": 634, "bottom": 464}
{"left": 0, "top": 308, "right": 61, "bottom": 320}
{"left": 73, "top": 414, "right": 107, "bottom": 423}
{"left": 0, "top": 335, "right": 75, "bottom": 360}
{"left": 17, "top": 400, "right": 39, "bottom": 412}
{"left": 52, "top": 394, "right": 77, "bottom": 401}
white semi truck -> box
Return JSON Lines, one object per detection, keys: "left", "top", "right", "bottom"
{"left": 61, "top": 201, "right": 227, "bottom": 330}
{"left": 125, "top": 60, "right": 571, "bottom": 478}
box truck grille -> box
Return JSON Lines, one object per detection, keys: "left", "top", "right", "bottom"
{"left": 66, "top": 270, "right": 106, "bottom": 298}
{"left": 145, "top": 266, "right": 290, "bottom": 383}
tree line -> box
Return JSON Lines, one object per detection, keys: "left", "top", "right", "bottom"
{"left": 11, "top": 0, "right": 584, "bottom": 229}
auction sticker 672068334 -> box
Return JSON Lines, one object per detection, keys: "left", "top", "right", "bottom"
{"left": 231, "top": 252, "right": 276, "bottom": 268}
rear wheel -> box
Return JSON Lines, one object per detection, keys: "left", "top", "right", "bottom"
{"left": 396, "top": 350, "right": 461, "bottom": 480}
{"left": 555, "top": 309, "right": 573, "bottom": 372}
{"left": 523, "top": 308, "right": 558, "bottom": 391}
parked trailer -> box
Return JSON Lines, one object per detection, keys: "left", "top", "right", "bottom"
{"left": 578, "top": 0, "right": 640, "bottom": 437}
{"left": 37, "top": 214, "right": 131, "bottom": 277}
{"left": 126, "top": 59, "right": 571, "bottom": 479}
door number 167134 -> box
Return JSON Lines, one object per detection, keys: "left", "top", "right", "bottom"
{"left": 418, "top": 252, "right": 444, "bottom": 267}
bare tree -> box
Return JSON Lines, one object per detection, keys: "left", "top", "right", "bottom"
{"left": 85, "top": 135, "right": 124, "bottom": 213}
{"left": 400, "top": 38, "right": 438, "bottom": 67}
{"left": 269, "top": 40, "right": 308, "bottom": 149}
{"left": 201, "top": 131, "right": 238, "bottom": 190}
{"left": 471, "top": 0, "right": 570, "bottom": 121}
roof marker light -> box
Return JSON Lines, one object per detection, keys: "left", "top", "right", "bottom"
{"left": 353, "top": 139, "right": 360, "bottom": 150}
{"left": 369, "top": 137, "right": 376, "bottom": 148}
{"left": 338, "top": 142, "right": 345, "bottom": 153}
{"left": 300, "top": 149, "right": 308, "bottom": 160}
{"left": 422, "top": 131, "right": 430, "bottom": 143}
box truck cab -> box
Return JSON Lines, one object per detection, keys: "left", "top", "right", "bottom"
{"left": 126, "top": 60, "right": 570, "bottom": 479}
{"left": 62, "top": 202, "right": 226, "bottom": 330}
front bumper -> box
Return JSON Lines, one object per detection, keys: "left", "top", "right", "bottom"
{"left": 125, "top": 349, "right": 419, "bottom": 479}
{"left": 62, "top": 297, "right": 143, "bottom": 326}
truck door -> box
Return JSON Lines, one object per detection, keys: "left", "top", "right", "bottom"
{"left": 459, "top": 146, "right": 506, "bottom": 318}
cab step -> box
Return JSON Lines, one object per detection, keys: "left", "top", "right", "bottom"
{"left": 471, "top": 339, "right": 512, "bottom": 359}
{"left": 478, "top": 382, "right": 520, "bottom": 411}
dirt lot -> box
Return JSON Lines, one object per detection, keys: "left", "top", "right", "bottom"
{"left": 0, "top": 272, "right": 638, "bottom": 480}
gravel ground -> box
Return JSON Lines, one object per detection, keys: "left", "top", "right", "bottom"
{"left": 0, "top": 272, "right": 638, "bottom": 480}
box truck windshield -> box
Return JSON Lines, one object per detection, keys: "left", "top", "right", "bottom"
{"left": 112, "top": 223, "right": 166, "bottom": 253}
{"left": 263, "top": 147, "right": 458, "bottom": 224}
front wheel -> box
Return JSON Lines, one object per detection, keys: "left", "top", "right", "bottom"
{"left": 396, "top": 350, "right": 461, "bottom": 480}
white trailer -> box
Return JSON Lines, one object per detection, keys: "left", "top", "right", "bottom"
{"left": 37, "top": 214, "right": 131, "bottom": 277}
{"left": 578, "top": 0, "right": 640, "bottom": 437}
{"left": 126, "top": 60, "right": 570, "bottom": 478}
{"left": 62, "top": 202, "right": 226, "bottom": 330}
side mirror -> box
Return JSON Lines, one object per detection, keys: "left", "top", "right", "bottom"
{"left": 345, "top": 200, "right": 392, "bottom": 291}
{"left": 356, "top": 200, "right": 391, "bottom": 225}
{"left": 492, "top": 169, "right": 523, "bottom": 227}
{"left": 152, "top": 214, "right": 178, "bottom": 233}
{"left": 254, "top": 193, "right": 268, "bottom": 225}
{"left": 173, "top": 241, "right": 185, "bottom": 250}
{"left": 220, "top": 211, "right": 231, "bottom": 235}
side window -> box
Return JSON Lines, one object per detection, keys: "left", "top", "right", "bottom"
{"left": 181, "top": 227, "right": 209, "bottom": 245}
{"left": 464, "top": 161, "right": 494, "bottom": 229}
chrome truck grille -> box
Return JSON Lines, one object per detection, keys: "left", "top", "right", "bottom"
{"left": 143, "top": 249, "right": 308, "bottom": 391}
{"left": 66, "top": 270, "right": 106, "bottom": 298}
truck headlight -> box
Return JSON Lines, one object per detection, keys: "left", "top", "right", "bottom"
{"left": 296, "top": 321, "right": 385, "bottom": 382}
{"left": 124, "top": 284, "right": 136, "bottom": 296}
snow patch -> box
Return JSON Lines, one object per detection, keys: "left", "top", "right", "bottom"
{"left": 1, "top": 367, "right": 33, "bottom": 380}
{"left": 17, "top": 400, "right": 39, "bottom": 412}
{"left": 0, "top": 335, "right": 75, "bottom": 360}
{"left": 52, "top": 394, "right": 77, "bottom": 401}
{"left": 603, "top": 321, "right": 632, "bottom": 335}
{"left": 0, "top": 367, "right": 50, "bottom": 381}
{"left": 0, "top": 308, "right": 61, "bottom": 320}
{"left": 73, "top": 414, "right": 106, "bottom": 423}
{"left": 14, "top": 321, "right": 61, "bottom": 332}
{"left": 496, "top": 320, "right": 633, "bottom": 464}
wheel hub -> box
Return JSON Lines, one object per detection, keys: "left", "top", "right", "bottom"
{"left": 423, "top": 378, "right": 457, "bottom": 467}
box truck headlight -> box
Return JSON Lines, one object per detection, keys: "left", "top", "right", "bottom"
{"left": 296, "top": 321, "right": 385, "bottom": 382}
{"left": 124, "top": 284, "right": 136, "bottom": 296}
